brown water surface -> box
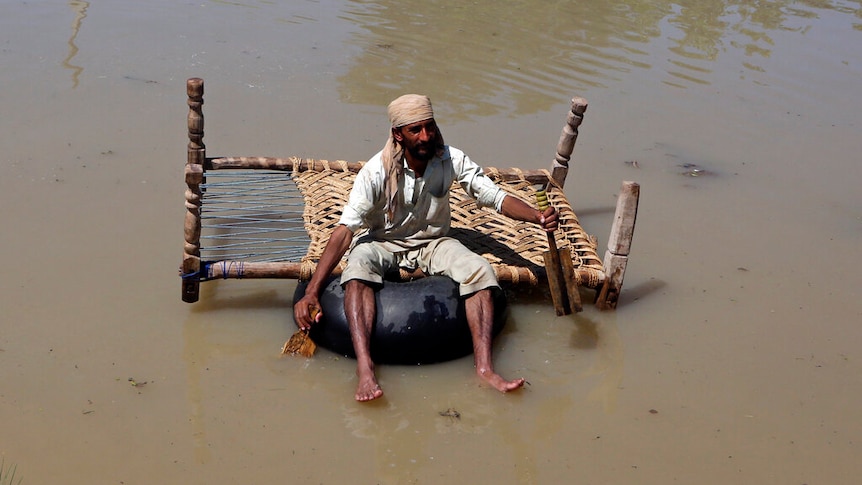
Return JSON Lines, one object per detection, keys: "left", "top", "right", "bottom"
{"left": 1, "top": 1, "right": 861, "bottom": 483}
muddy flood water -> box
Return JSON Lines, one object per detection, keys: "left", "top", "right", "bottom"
{"left": 2, "top": 1, "right": 861, "bottom": 484}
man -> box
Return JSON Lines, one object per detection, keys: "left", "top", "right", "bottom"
{"left": 293, "top": 94, "right": 557, "bottom": 402}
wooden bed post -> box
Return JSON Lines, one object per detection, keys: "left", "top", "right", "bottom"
{"left": 596, "top": 181, "right": 640, "bottom": 310}
{"left": 551, "top": 97, "right": 588, "bottom": 188}
{"left": 182, "top": 77, "right": 205, "bottom": 303}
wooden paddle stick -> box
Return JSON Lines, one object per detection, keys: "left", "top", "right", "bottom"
{"left": 536, "top": 189, "right": 581, "bottom": 315}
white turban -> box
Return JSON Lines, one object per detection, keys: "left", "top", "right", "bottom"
{"left": 388, "top": 94, "right": 434, "bottom": 128}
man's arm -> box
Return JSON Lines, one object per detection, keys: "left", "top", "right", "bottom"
{"left": 293, "top": 224, "right": 354, "bottom": 330}
{"left": 499, "top": 195, "right": 558, "bottom": 232}
{"left": 451, "top": 151, "right": 558, "bottom": 231}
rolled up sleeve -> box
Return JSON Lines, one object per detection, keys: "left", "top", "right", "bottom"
{"left": 454, "top": 150, "right": 507, "bottom": 211}
{"left": 338, "top": 159, "right": 383, "bottom": 232}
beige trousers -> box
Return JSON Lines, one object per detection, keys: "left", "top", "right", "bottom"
{"left": 340, "top": 236, "right": 499, "bottom": 296}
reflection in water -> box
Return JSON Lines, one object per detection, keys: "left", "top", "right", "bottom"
{"left": 337, "top": 0, "right": 861, "bottom": 117}
{"left": 64, "top": 0, "right": 89, "bottom": 88}
{"left": 183, "top": 313, "right": 213, "bottom": 465}
{"left": 337, "top": 309, "right": 625, "bottom": 483}
{"left": 340, "top": 388, "right": 500, "bottom": 482}
{"left": 182, "top": 285, "right": 290, "bottom": 465}
{"left": 525, "top": 312, "right": 623, "bottom": 446}
{"left": 584, "top": 313, "right": 624, "bottom": 414}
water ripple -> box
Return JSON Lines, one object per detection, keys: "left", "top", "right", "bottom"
{"left": 336, "top": 0, "right": 862, "bottom": 118}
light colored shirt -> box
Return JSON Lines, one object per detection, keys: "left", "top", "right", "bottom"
{"left": 339, "top": 146, "right": 507, "bottom": 251}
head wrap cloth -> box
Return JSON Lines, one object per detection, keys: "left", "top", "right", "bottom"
{"left": 381, "top": 94, "right": 445, "bottom": 224}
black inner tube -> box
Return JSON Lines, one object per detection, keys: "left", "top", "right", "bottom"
{"left": 295, "top": 275, "right": 508, "bottom": 365}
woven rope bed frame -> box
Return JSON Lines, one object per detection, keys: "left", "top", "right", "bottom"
{"left": 196, "top": 156, "right": 604, "bottom": 286}
{"left": 180, "top": 78, "right": 637, "bottom": 309}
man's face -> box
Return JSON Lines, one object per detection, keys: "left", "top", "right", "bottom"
{"left": 395, "top": 118, "right": 438, "bottom": 162}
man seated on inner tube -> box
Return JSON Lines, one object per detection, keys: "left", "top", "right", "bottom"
{"left": 293, "top": 94, "right": 558, "bottom": 402}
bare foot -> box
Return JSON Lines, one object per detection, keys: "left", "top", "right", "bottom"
{"left": 355, "top": 379, "right": 383, "bottom": 402}
{"left": 355, "top": 366, "right": 384, "bottom": 402}
{"left": 478, "top": 368, "right": 526, "bottom": 393}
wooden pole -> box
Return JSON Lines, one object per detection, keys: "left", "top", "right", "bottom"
{"left": 539, "top": 190, "right": 584, "bottom": 314}
{"left": 200, "top": 260, "right": 603, "bottom": 286}
{"left": 208, "top": 157, "right": 557, "bottom": 185}
{"left": 597, "top": 181, "right": 640, "bottom": 310}
{"left": 182, "top": 77, "right": 205, "bottom": 303}
{"left": 558, "top": 246, "right": 583, "bottom": 313}
{"left": 543, "top": 231, "right": 571, "bottom": 316}
{"left": 550, "top": 97, "right": 588, "bottom": 188}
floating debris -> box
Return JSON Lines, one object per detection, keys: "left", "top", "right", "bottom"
{"left": 123, "top": 75, "right": 158, "bottom": 84}
{"left": 678, "top": 163, "right": 714, "bottom": 177}
{"left": 128, "top": 377, "right": 147, "bottom": 388}
{"left": 438, "top": 408, "right": 461, "bottom": 420}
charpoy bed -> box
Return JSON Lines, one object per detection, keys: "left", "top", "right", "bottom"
{"left": 179, "top": 78, "right": 638, "bottom": 314}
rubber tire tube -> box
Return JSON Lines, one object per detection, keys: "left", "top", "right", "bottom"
{"left": 296, "top": 275, "right": 508, "bottom": 365}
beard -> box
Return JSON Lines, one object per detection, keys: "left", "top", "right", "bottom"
{"left": 407, "top": 142, "right": 435, "bottom": 162}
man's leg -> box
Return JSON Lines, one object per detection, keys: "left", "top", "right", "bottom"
{"left": 344, "top": 279, "right": 384, "bottom": 402}
{"left": 421, "top": 238, "right": 525, "bottom": 393}
{"left": 341, "top": 241, "right": 395, "bottom": 402}
{"left": 464, "top": 289, "right": 526, "bottom": 393}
